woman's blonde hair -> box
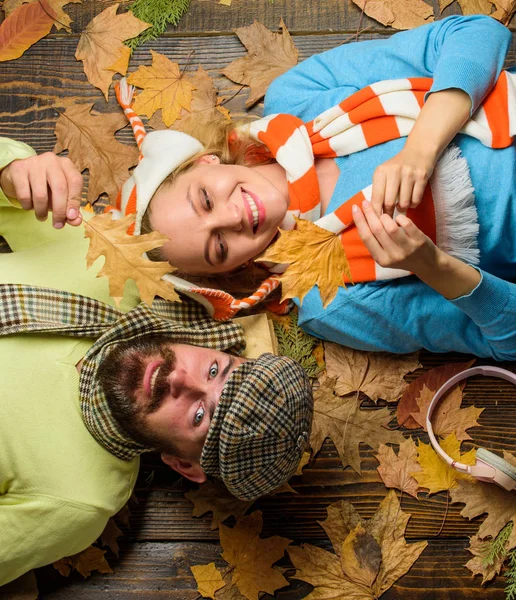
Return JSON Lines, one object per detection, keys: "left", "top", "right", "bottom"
{"left": 140, "top": 116, "right": 275, "bottom": 296}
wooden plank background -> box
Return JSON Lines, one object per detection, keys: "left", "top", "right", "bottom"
{"left": 1, "top": 0, "right": 515, "bottom": 598}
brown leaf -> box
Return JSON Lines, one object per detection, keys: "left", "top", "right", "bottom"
{"left": 0, "top": 570, "right": 38, "bottom": 599}
{"left": 53, "top": 545, "right": 113, "bottom": 579}
{"left": 222, "top": 19, "right": 298, "bottom": 108}
{"left": 76, "top": 4, "right": 151, "bottom": 99}
{"left": 397, "top": 360, "right": 475, "bottom": 429}
{"left": 219, "top": 511, "right": 291, "bottom": 600}
{"left": 191, "top": 563, "right": 227, "bottom": 600}
{"left": 352, "top": 0, "right": 434, "bottom": 30}
{"left": 294, "top": 450, "right": 311, "bottom": 476}
{"left": 0, "top": 1, "right": 53, "bottom": 62}
{"left": 318, "top": 499, "right": 364, "bottom": 556}
{"left": 325, "top": 342, "right": 421, "bottom": 402}
{"left": 310, "top": 376, "right": 405, "bottom": 474}
{"left": 410, "top": 383, "right": 484, "bottom": 441}
{"left": 457, "top": 0, "right": 494, "bottom": 14}
{"left": 412, "top": 433, "right": 476, "bottom": 495}
{"left": 465, "top": 534, "right": 506, "bottom": 585}
{"left": 53, "top": 103, "right": 139, "bottom": 205}
{"left": 100, "top": 517, "right": 123, "bottom": 557}
{"left": 437, "top": 0, "right": 455, "bottom": 12}
{"left": 84, "top": 213, "right": 180, "bottom": 306}
{"left": 185, "top": 479, "right": 253, "bottom": 530}
{"left": 491, "top": 0, "right": 516, "bottom": 24}
{"left": 258, "top": 218, "right": 352, "bottom": 308}
{"left": 289, "top": 491, "right": 427, "bottom": 599}
{"left": 3, "top": 0, "right": 81, "bottom": 32}
{"left": 376, "top": 438, "right": 423, "bottom": 499}
{"left": 127, "top": 50, "right": 196, "bottom": 127}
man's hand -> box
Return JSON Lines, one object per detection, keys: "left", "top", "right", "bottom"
{"left": 0, "top": 153, "right": 83, "bottom": 229}
{"left": 370, "top": 146, "right": 435, "bottom": 217}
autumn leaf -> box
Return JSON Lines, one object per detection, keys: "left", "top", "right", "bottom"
{"left": 0, "top": 1, "right": 53, "bottom": 62}
{"left": 324, "top": 342, "right": 421, "bottom": 402}
{"left": 410, "top": 383, "right": 484, "bottom": 441}
{"left": 376, "top": 438, "right": 423, "bottom": 499}
{"left": 100, "top": 517, "right": 123, "bottom": 557}
{"left": 2, "top": 0, "right": 81, "bottom": 32}
{"left": 451, "top": 453, "right": 516, "bottom": 551}
{"left": 222, "top": 19, "right": 298, "bottom": 108}
{"left": 219, "top": 511, "right": 291, "bottom": 600}
{"left": 456, "top": 0, "right": 494, "bottom": 16}
{"left": 127, "top": 50, "right": 196, "bottom": 127}
{"left": 53, "top": 104, "right": 138, "bottom": 205}
{"left": 310, "top": 376, "right": 405, "bottom": 474}
{"left": 464, "top": 533, "right": 506, "bottom": 585}
{"left": 397, "top": 360, "right": 475, "bottom": 429}
{"left": 352, "top": 0, "right": 434, "bottom": 30}
{"left": 76, "top": 4, "right": 151, "bottom": 99}
{"left": 191, "top": 563, "right": 227, "bottom": 600}
{"left": 0, "top": 570, "right": 38, "bottom": 599}
{"left": 53, "top": 545, "right": 113, "bottom": 578}
{"left": 295, "top": 451, "right": 311, "bottom": 476}
{"left": 289, "top": 491, "right": 427, "bottom": 599}
{"left": 412, "top": 433, "right": 476, "bottom": 495}
{"left": 84, "top": 212, "right": 180, "bottom": 306}
{"left": 258, "top": 218, "right": 352, "bottom": 308}
{"left": 185, "top": 479, "right": 253, "bottom": 530}
{"left": 491, "top": 0, "right": 516, "bottom": 24}
{"left": 318, "top": 499, "right": 364, "bottom": 557}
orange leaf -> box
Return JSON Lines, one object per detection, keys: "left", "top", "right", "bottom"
{"left": 53, "top": 545, "right": 113, "bottom": 579}
{"left": 0, "top": 1, "right": 53, "bottom": 62}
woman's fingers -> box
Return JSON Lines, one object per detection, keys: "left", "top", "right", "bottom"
{"left": 61, "top": 158, "right": 83, "bottom": 227}
{"left": 371, "top": 168, "right": 387, "bottom": 216}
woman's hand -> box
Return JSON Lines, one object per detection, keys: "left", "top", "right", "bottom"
{"left": 0, "top": 153, "right": 83, "bottom": 229}
{"left": 370, "top": 146, "right": 436, "bottom": 217}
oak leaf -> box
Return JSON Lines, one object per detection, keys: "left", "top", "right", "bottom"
{"left": 352, "top": 0, "right": 434, "bottom": 30}
{"left": 53, "top": 545, "right": 112, "bottom": 578}
{"left": 289, "top": 491, "right": 427, "bottom": 599}
{"left": 84, "top": 213, "right": 180, "bottom": 306}
{"left": 324, "top": 342, "right": 421, "bottom": 402}
{"left": 410, "top": 383, "right": 484, "bottom": 441}
{"left": 412, "top": 433, "right": 476, "bottom": 495}
{"left": 222, "top": 19, "right": 298, "bottom": 108}
{"left": 376, "top": 438, "right": 423, "bottom": 499}
{"left": 258, "top": 218, "right": 352, "bottom": 308}
{"left": 127, "top": 50, "right": 196, "bottom": 127}
{"left": 0, "top": 1, "right": 53, "bottom": 62}
{"left": 451, "top": 453, "right": 516, "bottom": 550}
{"left": 185, "top": 480, "right": 253, "bottom": 531}
{"left": 219, "top": 511, "right": 291, "bottom": 600}
{"left": 75, "top": 4, "right": 151, "bottom": 99}
{"left": 310, "top": 376, "right": 405, "bottom": 474}
{"left": 464, "top": 533, "right": 506, "bottom": 585}
{"left": 191, "top": 563, "right": 227, "bottom": 600}
{"left": 397, "top": 360, "right": 475, "bottom": 429}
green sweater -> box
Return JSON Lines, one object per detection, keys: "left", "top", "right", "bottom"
{"left": 0, "top": 138, "right": 140, "bottom": 584}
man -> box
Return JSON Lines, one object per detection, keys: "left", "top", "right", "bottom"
{"left": 0, "top": 140, "right": 313, "bottom": 585}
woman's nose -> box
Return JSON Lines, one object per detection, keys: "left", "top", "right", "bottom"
{"left": 214, "top": 201, "right": 242, "bottom": 232}
{"left": 168, "top": 368, "right": 205, "bottom": 400}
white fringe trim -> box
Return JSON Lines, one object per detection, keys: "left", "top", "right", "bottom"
{"left": 118, "top": 77, "right": 135, "bottom": 106}
{"left": 430, "top": 144, "right": 480, "bottom": 265}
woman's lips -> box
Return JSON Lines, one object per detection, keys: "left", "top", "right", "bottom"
{"left": 143, "top": 359, "right": 163, "bottom": 396}
{"left": 242, "top": 188, "right": 266, "bottom": 234}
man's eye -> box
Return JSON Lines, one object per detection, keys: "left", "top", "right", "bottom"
{"left": 194, "top": 405, "right": 205, "bottom": 425}
{"left": 209, "top": 362, "right": 219, "bottom": 378}
{"left": 202, "top": 188, "right": 212, "bottom": 210}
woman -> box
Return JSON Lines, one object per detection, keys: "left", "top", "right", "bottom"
{"left": 4, "top": 15, "right": 515, "bottom": 359}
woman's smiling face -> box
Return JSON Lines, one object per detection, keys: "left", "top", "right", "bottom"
{"left": 149, "top": 157, "right": 290, "bottom": 274}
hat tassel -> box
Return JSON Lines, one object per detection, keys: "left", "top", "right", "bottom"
{"left": 115, "top": 77, "right": 147, "bottom": 155}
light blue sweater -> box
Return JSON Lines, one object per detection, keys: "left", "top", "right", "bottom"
{"left": 264, "top": 15, "right": 516, "bottom": 360}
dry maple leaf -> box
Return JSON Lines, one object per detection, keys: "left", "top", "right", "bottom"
{"left": 310, "top": 376, "right": 405, "bottom": 474}
{"left": 289, "top": 491, "right": 427, "bottom": 599}
{"left": 191, "top": 563, "right": 227, "bottom": 600}
{"left": 99, "top": 517, "right": 123, "bottom": 557}
{"left": 76, "top": 4, "right": 150, "bottom": 99}
{"left": 397, "top": 360, "right": 475, "bottom": 429}
{"left": 2, "top": 0, "right": 81, "bottom": 32}
{"left": 376, "top": 438, "right": 423, "bottom": 499}
{"left": 451, "top": 453, "right": 516, "bottom": 551}
{"left": 84, "top": 213, "right": 180, "bottom": 306}
{"left": 352, "top": 0, "right": 434, "bottom": 30}
{"left": 219, "top": 511, "right": 291, "bottom": 600}
{"left": 0, "top": 1, "right": 53, "bottom": 62}
{"left": 53, "top": 103, "right": 139, "bottom": 205}
{"left": 410, "top": 383, "right": 484, "bottom": 441}
{"left": 412, "top": 433, "right": 476, "bottom": 495}
{"left": 185, "top": 479, "right": 253, "bottom": 531}
{"left": 258, "top": 218, "right": 352, "bottom": 308}
{"left": 53, "top": 545, "right": 112, "bottom": 578}
{"left": 222, "top": 19, "right": 298, "bottom": 108}
{"left": 491, "top": 0, "right": 516, "bottom": 24}
{"left": 127, "top": 50, "right": 196, "bottom": 127}
{"left": 464, "top": 533, "right": 506, "bottom": 585}
{"left": 324, "top": 342, "right": 421, "bottom": 402}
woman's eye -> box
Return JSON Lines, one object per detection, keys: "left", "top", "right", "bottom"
{"left": 202, "top": 188, "right": 212, "bottom": 210}
{"left": 194, "top": 405, "right": 205, "bottom": 425}
{"left": 216, "top": 235, "right": 227, "bottom": 262}
{"left": 209, "top": 362, "right": 219, "bottom": 378}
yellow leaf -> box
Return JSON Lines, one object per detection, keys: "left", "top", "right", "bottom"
{"left": 76, "top": 5, "right": 151, "bottom": 99}
{"left": 84, "top": 213, "right": 180, "bottom": 306}
{"left": 341, "top": 524, "right": 382, "bottom": 589}
{"left": 191, "top": 563, "right": 227, "bottom": 600}
{"left": 376, "top": 438, "right": 423, "bottom": 499}
{"left": 258, "top": 218, "right": 352, "bottom": 308}
{"left": 0, "top": 2, "right": 53, "bottom": 62}
{"left": 128, "top": 50, "right": 196, "bottom": 127}
{"left": 412, "top": 433, "right": 476, "bottom": 495}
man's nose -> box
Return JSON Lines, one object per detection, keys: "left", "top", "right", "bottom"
{"left": 168, "top": 368, "right": 206, "bottom": 400}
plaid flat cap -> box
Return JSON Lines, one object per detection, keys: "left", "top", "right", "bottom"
{"left": 201, "top": 353, "right": 313, "bottom": 501}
